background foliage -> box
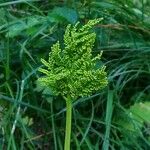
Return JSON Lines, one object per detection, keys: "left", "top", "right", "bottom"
{"left": 0, "top": 0, "right": 150, "bottom": 149}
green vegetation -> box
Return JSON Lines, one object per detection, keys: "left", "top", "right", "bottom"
{"left": 0, "top": 0, "right": 150, "bottom": 149}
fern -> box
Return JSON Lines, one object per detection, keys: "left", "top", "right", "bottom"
{"left": 39, "top": 18, "right": 108, "bottom": 100}
{"left": 39, "top": 18, "right": 108, "bottom": 150}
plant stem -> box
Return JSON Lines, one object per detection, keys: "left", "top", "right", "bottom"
{"left": 64, "top": 97, "right": 72, "bottom": 150}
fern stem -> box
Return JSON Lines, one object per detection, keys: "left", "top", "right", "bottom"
{"left": 64, "top": 97, "right": 72, "bottom": 150}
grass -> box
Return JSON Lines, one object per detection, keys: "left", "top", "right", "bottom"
{"left": 0, "top": 0, "right": 150, "bottom": 149}
{"left": 102, "top": 90, "right": 114, "bottom": 150}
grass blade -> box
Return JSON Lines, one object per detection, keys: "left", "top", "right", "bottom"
{"left": 102, "top": 90, "right": 114, "bottom": 150}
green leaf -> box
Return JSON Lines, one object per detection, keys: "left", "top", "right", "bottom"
{"left": 130, "top": 102, "right": 150, "bottom": 123}
{"left": 22, "top": 116, "right": 33, "bottom": 126}
{"left": 6, "top": 16, "right": 46, "bottom": 37}
{"left": 116, "top": 102, "right": 150, "bottom": 133}
{"left": 91, "top": 2, "right": 117, "bottom": 9}
{"left": 48, "top": 7, "right": 78, "bottom": 24}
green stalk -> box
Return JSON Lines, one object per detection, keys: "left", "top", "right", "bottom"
{"left": 64, "top": 98, "right": 72, "bottom": 150}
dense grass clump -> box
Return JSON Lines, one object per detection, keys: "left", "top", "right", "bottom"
{"left": 0, "top": 0, "right": 150, "bottom": 149}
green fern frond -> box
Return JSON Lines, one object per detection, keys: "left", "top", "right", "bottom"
{"left": 39, "top": 18, "right": 108, "bottom": 100}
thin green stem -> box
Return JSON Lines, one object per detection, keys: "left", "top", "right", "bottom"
{"left": 51, "top": 99, "right": 58, "bottom": 150}
{"left": 64, "top": 98, "right": 72, "bottom": 150}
